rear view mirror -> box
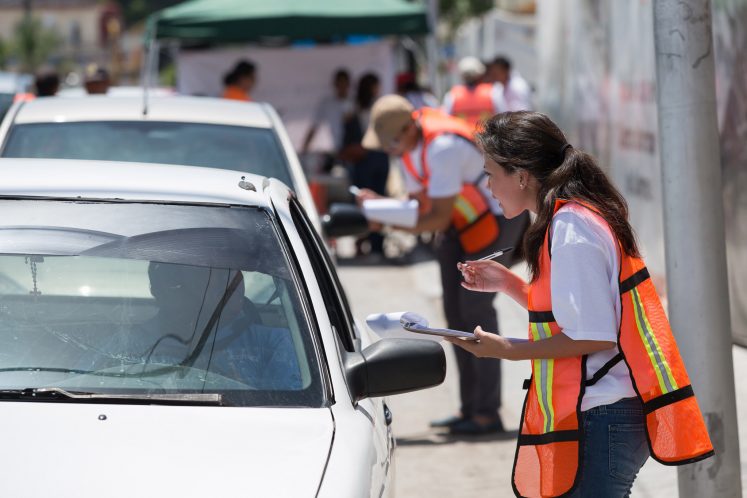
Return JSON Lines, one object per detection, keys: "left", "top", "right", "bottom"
{"left": 345, "top": 339, "right": 446, "bottom": 402}
{"left": 322, "top": 203, "right": 369, "bottom": 238}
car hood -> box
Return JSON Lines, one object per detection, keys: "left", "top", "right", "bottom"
{"left": 0, "top": 402, "right": 334, "bottom": 498}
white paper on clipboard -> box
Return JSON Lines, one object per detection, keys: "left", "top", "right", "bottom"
{"left": 362, "top": 199, "right": 419, "bottom": 228}
{"left": 399, "top": 312, "right": 477, "bottom": 341}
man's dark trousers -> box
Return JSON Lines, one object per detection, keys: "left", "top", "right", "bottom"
{"left": 435, "top": 212, "right": 530, "bottom": 419}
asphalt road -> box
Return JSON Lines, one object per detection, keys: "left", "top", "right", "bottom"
{"left": 336, "top": 249, "right": 747, "bottom": 498}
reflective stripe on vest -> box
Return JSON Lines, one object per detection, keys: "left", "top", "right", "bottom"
{"left": 630, "top": 286, "right": 678, "bottom": 394}
{"left": 512, "top": 199, "right": 714, "bottom": 498}
{"left": 530, "top": 321, "right": 555, "bottom": 433}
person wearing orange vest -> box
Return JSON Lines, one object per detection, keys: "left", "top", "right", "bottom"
{"left": 221, "top": 60, "right": 256, "bottom": 102}
{"left": 442, "top": 56, "right": 506, "bottom": 128}
{"left": 358, "top": 94, "right": 530, "bottom": 435}
{"left": 447, "top": 111, "right": 713, "bottom": 497}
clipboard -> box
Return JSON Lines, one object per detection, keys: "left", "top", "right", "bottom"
{"left": 401, "top": 321, "right": 478, "bottom": 341}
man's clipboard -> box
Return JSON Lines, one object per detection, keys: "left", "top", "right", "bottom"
{"left": 401, "top": 321, "right": 478, "bottom": 341}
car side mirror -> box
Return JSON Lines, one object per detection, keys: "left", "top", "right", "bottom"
{"left": 322, "top": 203, "right": 369, "bottom": 238}
{"left": 344, "top": 339, "right": 446, "bottom": 402}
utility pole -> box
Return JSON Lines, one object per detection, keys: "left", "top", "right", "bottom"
{"left": 425, "top": 0, "right": 442, "bottom": 98}
{"left": 652, "top": 1, "right": 742, "bottom": 497}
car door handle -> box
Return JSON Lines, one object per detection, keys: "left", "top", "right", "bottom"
{"left": 383, "top": 403, "right": 393, "bottom": 426}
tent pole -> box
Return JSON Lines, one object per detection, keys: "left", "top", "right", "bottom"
{"left": 141, "top": 21, "right": 159, "bottom": 116}
{"left": 425, "top": 0, "right": 442, "bottom": 98}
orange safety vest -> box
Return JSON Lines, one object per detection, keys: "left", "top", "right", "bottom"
{"left": 222, "top": 86, "right": 251, "bottom": 102}
{"left": 13, "top": 93, "right": 35, "bottom": 103}
{"left": 512, "top": 199, "right": 714, "bottom": 498}
{"left": 449, "top": 83, "right": 496, "bottom": 128}
{"left": 401, "top": 108, "right": 499, "bottom": 254}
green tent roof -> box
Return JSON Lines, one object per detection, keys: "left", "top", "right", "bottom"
{"left": 150, "top": 0, "right": 429, "bottom": 41}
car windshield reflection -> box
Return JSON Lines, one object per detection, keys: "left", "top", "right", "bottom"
{"left": 0, "top": 200, "right": 322, "bottom": 407}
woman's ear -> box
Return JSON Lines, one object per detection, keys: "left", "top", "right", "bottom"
{"left": 518, "top": 172, "right": 527, "bottom": 190}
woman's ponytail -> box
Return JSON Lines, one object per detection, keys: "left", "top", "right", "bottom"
{"left": 477, "top": 112, "right": 640, "bottom": 281}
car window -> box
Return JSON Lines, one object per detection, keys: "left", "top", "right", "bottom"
{"left": 0, "top": 94, "right": 13, "bottom": 122}
{"left": 2, "top": 121, "right": 294, "bottom": 187}
{"left": 0, "top": 199, "right": 323, "bottom": 407}
{"left": 289, "top": 199, "right": 358, "bottom": 352}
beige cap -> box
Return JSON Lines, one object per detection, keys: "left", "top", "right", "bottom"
{"left": 362, "top": 94, "right": 415, "bottom": 151}
{"left": 458, "top": 56, "right": 485, "bottom": 80}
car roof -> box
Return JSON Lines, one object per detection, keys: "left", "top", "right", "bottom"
{"left": 0, "top": 158, "right": 277, "bottom": 208}
{"left": 11, "top": 95, "right": 274, "bottom": 128}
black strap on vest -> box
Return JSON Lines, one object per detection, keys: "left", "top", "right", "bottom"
{"left": 642, "top": 385, "right": 694, "bottom": 415}
{"left": 584, "top": 352, "right": 624, "bottom": 387}
{"left": 620, "top": 267, "right": 650, "bottom": 294}
{"left": 518, "top": 429, "right": 579, "bottom": 446}
{"left": 528, "top": 310, "right": 556, "bottom": 323}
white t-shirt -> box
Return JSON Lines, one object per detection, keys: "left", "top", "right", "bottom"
{"left": 400, "top": 134, "right": 503, "bottom": 215}
{"left": 312, "top": 95, "right": 354, "bottom": 151}
{"left": 550, "top": 203, "right": 637, "bottom": 411}
{"left": 503, "top": 73, "right": 533, "bottom": 111}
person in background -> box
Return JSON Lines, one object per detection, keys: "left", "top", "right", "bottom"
{"left": 447, "top": 111, "right": 713, "bottom": 496}
{"left": 485, "top": 55, "right": 533, "bottom": 111}
{"left": 339, "top": 73, "right": 389, "bottom": 258}
{"left": 442, "top": 56, "right": 506, "bottom": 128}
{"left": 222, "top": 60, "right": 257, "bottom": 102}
{"left": 302, "top": 68, "right": 353, "bottom": 157}
{"left": 34, "top": 70, "right": 59, "bottom": 97}
{"left": 84, "top": 64, "right": 111, "bottom": 95}
{"left": 396, "top": 72, "right": 439, "bottom": 110}
{"left": 357, "top": 95, "right": 530, "bottom": 434}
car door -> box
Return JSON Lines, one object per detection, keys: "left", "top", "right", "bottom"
{"left": 285, "top": 198, "right": 393, "bottom": 497}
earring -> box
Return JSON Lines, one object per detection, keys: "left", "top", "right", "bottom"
{"left": 519, "top": 181, "right": 525, "bottom": 189}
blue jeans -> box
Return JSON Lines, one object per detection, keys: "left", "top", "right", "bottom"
{"left": 569, "top": 397, "right": 650, "bottom": 498}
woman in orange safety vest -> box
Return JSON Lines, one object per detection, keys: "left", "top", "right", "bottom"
{"left": 446, "top": 111, "right": 713, "bottom": 498}
{"left": 221, "top": 59, "right": 256, "bottom": 102}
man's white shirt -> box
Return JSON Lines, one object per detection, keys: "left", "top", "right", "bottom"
{"left": 400, "top": 134, "right": 503, "bottom": 215}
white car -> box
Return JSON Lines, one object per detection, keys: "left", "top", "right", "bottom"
{"left": 0, "top": 158, "right": 446, "bottom": 498}
{"left": 0, "top": 95, "right": 319, "bottom": 229}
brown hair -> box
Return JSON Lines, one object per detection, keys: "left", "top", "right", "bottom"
{"left": 476, "top": 111, "right": 639, "bottom": 281}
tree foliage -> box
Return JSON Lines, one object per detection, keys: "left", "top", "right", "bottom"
{"left": 0, "top": 38, "right": 7, "bottom": 70}
{"left": 438, "top": 0, "right": 494, "bottom": 35}
{"left": 12, "top": 15, "right": 60, "bottom": 73}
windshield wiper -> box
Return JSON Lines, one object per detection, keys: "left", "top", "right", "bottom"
{"left": 0, "top": 387, "right": 222, "bottom": 406}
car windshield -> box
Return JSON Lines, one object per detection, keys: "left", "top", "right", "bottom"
{"left": 2, "top": 121, "right": 294, "bottom": 187}
{"left": 0, "top": 199, "right": 323, "bottom": 407}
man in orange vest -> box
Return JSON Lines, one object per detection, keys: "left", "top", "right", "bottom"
{"left": 358, "top": 95, "right": 530, "bottom": 434}
{"left": 442, "top": 56, "right": 506, "bottom": 128}
{"left": 222, "top": 60, "right": 256, "bottom": 102}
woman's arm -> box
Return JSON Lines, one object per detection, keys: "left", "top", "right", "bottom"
{"left": 445, "top": 326, "right": 615, "bottom": 361}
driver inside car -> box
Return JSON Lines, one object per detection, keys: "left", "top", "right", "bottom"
{"left": 88, "top": 262, "right": 302, "bottom": 391}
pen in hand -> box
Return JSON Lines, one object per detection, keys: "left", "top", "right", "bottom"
{"left": 457, "top": 246, "right": 514, "bottom": 275}
{"left": 476, "top": 246, "right": 513, "bottom": 261}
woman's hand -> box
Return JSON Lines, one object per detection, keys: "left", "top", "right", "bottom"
{"left": 353, "top": 188, "right": 384, "bottom": 206}
{"left": 444, "top": 326, "right": 516, "bottom": 360}
{"left": 457, "top": 259, "right": 512, "bottom": 293}
{"left": 447, "top": 328, "right": 616, "bottom": 361}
